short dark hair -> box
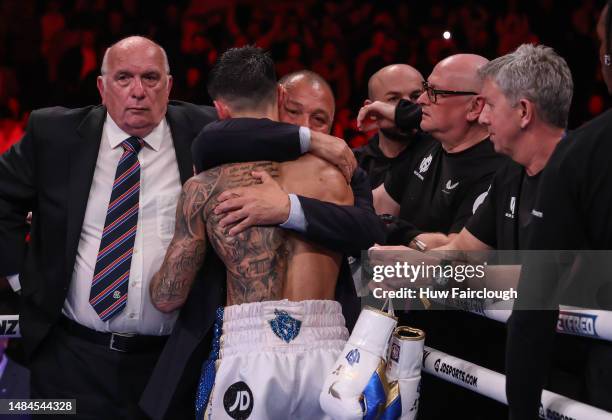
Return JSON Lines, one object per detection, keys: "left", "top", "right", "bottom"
{"left": 207, "top": 46, "right": 277, "bottom": 111}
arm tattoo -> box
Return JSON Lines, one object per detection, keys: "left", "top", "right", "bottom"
{"left": 150, "top": 167, "right": 221, "bottom": 312}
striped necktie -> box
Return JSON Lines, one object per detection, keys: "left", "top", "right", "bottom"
{"left": 89, "top": 136, "right": 144, "bottom": 321}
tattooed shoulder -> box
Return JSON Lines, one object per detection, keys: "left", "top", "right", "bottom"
{"left": 178, "top": 166, "right": 222, "bottom": 237}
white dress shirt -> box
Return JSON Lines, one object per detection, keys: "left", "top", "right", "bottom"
{"left": 63, "top": 114, "right": 182, "bottom": 335}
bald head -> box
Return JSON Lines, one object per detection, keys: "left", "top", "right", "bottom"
{"left": 368, "top": 64, "right": 424, "bottom": 101}
{"left": 280, "top": 70, "right": 335, "bottom": 113}
{"left": 432, "top": 54, "right": 489, "bottom": 93}
{"left": 101, "top": 36, "right": 170, "bottom": 76}
{"left": 279, "top": 70, "right": 335, "bottom": 133}
{"left": 97, "top": 35, "right": 173, "bottom": 139}
{"left": 417, "top": 54, "right": 489, "bottom": 145}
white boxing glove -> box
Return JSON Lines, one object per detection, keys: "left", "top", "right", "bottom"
{"left": 380, "top": 326, "right": 425, "bottom": 420}
{"left": 320, "top": 306, "right": 397, "bottom": 420}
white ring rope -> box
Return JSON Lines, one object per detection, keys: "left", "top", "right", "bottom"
{"left": 3, "top": 303, "right": 611, "bottom": 342}
{"left": 3, "top": 314, "right": 611, "bottom": 418}
{"left": 423, "top": 345, "right": 612, "bottom": 420}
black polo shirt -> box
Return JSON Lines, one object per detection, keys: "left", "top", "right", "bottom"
{"left": 384, "top": 138, "right": 507, "bottom": 242}
{"left": 466, "top": 160, "right": 541, "bottom": 250}
{"left": 507, "top": 110, "right": 612, "bottom": 419}
{"left": 354, "top": 132, "right": 434, "bottom": 189}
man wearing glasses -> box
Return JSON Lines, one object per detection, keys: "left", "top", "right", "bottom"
{"left": 360, "top": 54, "right": 509, "bottom": 419}
{"left": 370, "top": 54, "right": 507, "bottom": 251}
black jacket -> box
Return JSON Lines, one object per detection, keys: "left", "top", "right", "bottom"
{"left": 0, "top": 101, "right": 217, "bottom": 359}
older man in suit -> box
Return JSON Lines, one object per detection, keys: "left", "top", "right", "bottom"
{"left": 0, "top": 36, "right": 217, "bottom": 419}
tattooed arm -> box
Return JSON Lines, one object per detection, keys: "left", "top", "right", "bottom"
{"left": 150, "top": 169, "right": 220, "bottom": 312}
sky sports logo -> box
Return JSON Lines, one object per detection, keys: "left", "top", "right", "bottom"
{"left": 433, "top": 359, "right": 478, "bottom": 387}
{"left": 556, "top": 312, "right": 598, "bottom": 338}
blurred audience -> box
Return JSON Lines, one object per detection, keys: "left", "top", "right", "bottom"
{"left": 0, "top": 0, "right": 607, "bottom": 149}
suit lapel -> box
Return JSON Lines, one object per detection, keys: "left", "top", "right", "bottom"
{"left": 65, "top": 106, "right": 106, "bottom": 273}
{"left": 165, "top": 106, "right": 194, "bottom": 184}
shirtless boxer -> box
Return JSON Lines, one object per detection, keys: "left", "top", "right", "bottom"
{"left": 151, "top": 47, "right": 422, "bottom": 420}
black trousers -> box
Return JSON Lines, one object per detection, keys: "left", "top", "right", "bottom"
{"left": 29, "top": 326, "right": 164, "bottom": 420}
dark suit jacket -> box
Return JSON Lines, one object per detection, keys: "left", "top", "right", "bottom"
{"left": 140, "top": 118, "right": 386, "bottom": 420}
{"left": 0, "top": 101, "right": 217, "bottom": 359}
{"left": 0, "top": 357, "right": 30, "bottom": 419}
{"left": 1, "top": 356, "right": 30, "bottom": 397}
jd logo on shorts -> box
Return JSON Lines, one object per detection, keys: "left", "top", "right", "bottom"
{"left": 224, "top": 381, "right": 254, "bottom": 419}
{"left": 269, "top": 309, "right": 301, "bottom": 343}
{"left": 434, "top": 358, "right": 441, "bottom": 373}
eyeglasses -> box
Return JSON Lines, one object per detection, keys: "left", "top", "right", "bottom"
{"left": 422, "top": 81, "right": 477, "bottom": 104}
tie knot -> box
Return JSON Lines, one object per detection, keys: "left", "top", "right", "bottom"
{"left": 121, "top": 136, "right": 144, "bottom": 154}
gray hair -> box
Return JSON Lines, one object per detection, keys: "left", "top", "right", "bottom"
{"left": 478, "top": 44, "right": 573, "bottom": 128}
{"left": 100, "top": 36, "right": 170, "bottom": 75}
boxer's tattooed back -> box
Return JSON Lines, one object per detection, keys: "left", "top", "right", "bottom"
{"left": 150, "top": 167, "right": 221, "bottom": 311}
{"left": 150, "top": 156, "right": 352, "bottom": 312}
{"left": 202, "top": 161, "right": 289, "bottom": 304}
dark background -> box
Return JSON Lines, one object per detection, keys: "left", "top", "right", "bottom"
{"left": 0, "top": 0, "right": 607, "bottom": 153}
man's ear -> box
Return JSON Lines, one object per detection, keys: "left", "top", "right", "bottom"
{"left": 166, "top": 75, "right": 173, "bottom": 96}
{"left": 97, "top": 76, "right": 105, "bottom": 105}
{"left": 467, "top": 95, "right": 485, "bottom": 123}
{"left": 277, "top": 84, "right": 286, "bottom": 109}
{"left": 214, "top": 100, "right": 231, "bottom": 119}
{"left": 518, "top": 99, "right": 534, "bottom": 129}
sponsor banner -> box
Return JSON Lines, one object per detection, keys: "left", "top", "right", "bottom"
{"left": 428, "top": 296, "right": 612, "bottom": 343}
{"left": 0, "top": 315, "right": 20, "bottom": 338}
{"left": 424, "top": 346, "right": 612, "bottom": 420}
{"left": 557, "top": 311, "right": 598, "bottom": 338}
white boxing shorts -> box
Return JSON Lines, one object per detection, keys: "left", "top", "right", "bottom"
{"left": 200, "top": 299, "right": 349, "bottom": 420}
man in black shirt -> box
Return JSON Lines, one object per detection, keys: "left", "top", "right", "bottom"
{"left": 372, "top": 54, "right": 507, "bottom": 250}
{"left": 364, "top": 54, "right": 508, "bottom": 419}
{"left": 353, "top": 64, "right": 429, "bottom": 188}
{"left": 446, "top": 44, "right": 572, "bottom": 252}
{"left": 440, "top": 44, "right": 585, "bottom": 419}
{"left": 507, "top": 3, "right": 612, "bottom": 417}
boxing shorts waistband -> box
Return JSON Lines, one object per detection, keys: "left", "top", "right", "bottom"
{"left": 220, "top": 299, "right": 349, "bottom": 355}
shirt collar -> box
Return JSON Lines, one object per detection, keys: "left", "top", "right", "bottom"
{"left": 104, "top": 113, "right": 166, "bottom": 152}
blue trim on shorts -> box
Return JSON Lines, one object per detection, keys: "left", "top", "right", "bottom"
{"left": 195, "top": 307, "right": 224, "bottom": 419}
